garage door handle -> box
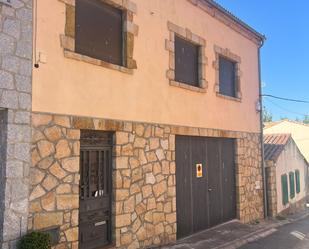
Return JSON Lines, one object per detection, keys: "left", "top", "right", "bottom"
{"left": 208, "top": 188, "right": 212, "bottom": 192}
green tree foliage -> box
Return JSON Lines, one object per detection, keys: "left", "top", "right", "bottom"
{"left": 19, "top": 232, "right": 51, "bottom": 249}
{"left": 280, "top": 116, "right": 288, "bottom": 120}
{"left": 303, "top": 115, "right": 309, "bottom": 124}
{"left": 263, "top": 106, "right": 273, "bottom": 122}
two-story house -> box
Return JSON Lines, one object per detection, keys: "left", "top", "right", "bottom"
{"left": 0, "top": 0, "right": 265, "bottom": 248}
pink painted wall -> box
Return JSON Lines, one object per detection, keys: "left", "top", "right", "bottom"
{"left": 32, "top": 0, "right": 261, "bottom": 133}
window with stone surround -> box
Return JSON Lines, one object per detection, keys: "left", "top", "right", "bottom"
{"left": 175, "top": 36, "right": 199, "bottom": 87}
{"left": 166, "top": 21, "right": 208, "bottom": 93}
{"left": 75, "top": 0, "right": 123, "bottom": 65}
{"left": 213, "top": 45, "right": 242, "bottom": 101}
{"left": 219, "top": 56, "right": 237, "bottom": 97}
{"left": 59, "top": 0, "right": 138, "bottom": 74}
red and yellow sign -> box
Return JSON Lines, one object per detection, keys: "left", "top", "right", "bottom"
{"left": 196, "top": 163, "right": 203, "bottom": 178}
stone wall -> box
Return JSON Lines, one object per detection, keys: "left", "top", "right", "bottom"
{"left": 236, "top": 133, "right": 264, "bottom": 223}
{"left": 0, "top": 0, "right": 32, "bottom": 248}
{"left": 265, "top": 163, "right": 277, "bottom": 217}
{"left": 29, "top": 115, "right": 80, "bottom": 249}
{"left": 29, "top": 112, "right": 264, "bottom": 249}
{"left": 113, "top": 123, "right": 176, "bottom": 248}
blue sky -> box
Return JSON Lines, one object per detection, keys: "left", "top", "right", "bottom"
{"left": 215, "top": 0, "right": 309, "bottom": 121}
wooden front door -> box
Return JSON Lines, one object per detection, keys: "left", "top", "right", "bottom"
{"left": 176, "top": 136, "right": 236, "bottom": 239}
{"left": 79, "top": 131, "right": 113, "bottom": 249}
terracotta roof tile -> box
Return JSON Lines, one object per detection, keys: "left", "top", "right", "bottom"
{"left": 264, "top": 134, "right": 291, "bottom": 162}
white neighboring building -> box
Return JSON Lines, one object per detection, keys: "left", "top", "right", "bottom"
{"left": 264, "top": 120, "right": 309, "bottom": 163}
{"left": 264, "top": 134, "right": 308, "bottom": 216}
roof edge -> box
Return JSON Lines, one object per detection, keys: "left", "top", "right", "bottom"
{"left": 190, "top": 0, "right": 266, "bottom": 45}
{"left": 264, "top": 134, "right": 309, "bottom": 166}
{"left": 264, "top": 119, "right": 309, "bottom": 129}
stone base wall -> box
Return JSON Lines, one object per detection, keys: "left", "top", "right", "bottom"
{"left": 236, "top": 133, "right": 264, "bottom": 223}
{"left": 29, "top": 112, "right": 264, "bottom": 249}
{"left": 265, "top": 163, "right": 277, "bottom": 217}
{"left": 29, "top": 114, "right": 80, "bottom": 249}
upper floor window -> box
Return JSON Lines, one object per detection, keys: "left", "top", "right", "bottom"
{"left": 175, "top": 36, "right": 199, "bottom": 87}
{"left": 166, "top": 22, "right": 207, "bottom": 93}
{"left": 75, "top": 0, "right": 123, "bottom": 66}
{"left": 219, "top": 56, "right": 237, "bottom": 97}
{"left": 59, "top": 0, "right": 138, "bottom": 74}
{"left": 213, "top": 46, "right": 242, "bottom": 100}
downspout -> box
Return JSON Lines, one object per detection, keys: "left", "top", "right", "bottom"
{"left": 258, "top": 38, "right": 268, "bottom": 218}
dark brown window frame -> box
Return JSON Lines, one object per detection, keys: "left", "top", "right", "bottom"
{"left": 218, "top": 55, "right": 238, "bottom": 98}
{"left": 59, "top": 0, "right": 138, "bottom": 74}
{"left": 166, "top": 21, "right": 208, "bottom": 93}
{"left": 174, "top": 35, "right": 200, "bottom": 87}
{"left": 75, "top": 0, "right": 124, "bottom": 66}
{"left": 213, "top": 45, "right": 242, "bottom": 101}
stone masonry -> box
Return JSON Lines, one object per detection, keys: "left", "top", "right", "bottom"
{"left": 265, "top": 163, "right": 277, "bottom": 217}
{"left": 236, "top": 133, "right": 264, "bottom": 223}
{"left": 30, "top": 113, "right": 176, "bottom": 249}
{"left": 29, "top": 112, "right": 264, "bottom": 249}
{"left": 0, "top": 0, "right": 32, "bottom": 248}
{"left": 29, "top": 114, "right": 80, "bottom": 249}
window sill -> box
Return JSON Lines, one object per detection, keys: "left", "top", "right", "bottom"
{"left": 64, "top": 50, "right": 133, "bottom": 75}
{"left": 170, "top": 80, "right": 206, "bottom": 93}
{"left": 60, "top": 34, "right": 136, "bottom": 74}
{"left": 216, "top": 93, "right": 241, "bottom": 102}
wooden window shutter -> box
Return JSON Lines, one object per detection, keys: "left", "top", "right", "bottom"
{"left": 219, "top": 56, "right": 237, "bottom": 97}
{"left": 175, "top": 36, "right": 199, "bottom": 87}
{"left": 295, "top": 170, "right": 300, "bottom": 194}
{"left": 281, "top": 174, "right": 288, "bottom": 205}
{"left": 289, "top": 172, "right": 295, "bottom": 199}
{"left": 75, "top": 0, "right": 123, "bottom": 65}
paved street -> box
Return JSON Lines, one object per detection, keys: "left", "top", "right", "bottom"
{"left": 157, "top": 219, "right": 275, "bottom": 249}
{"left": 240, "top": 215, "right": 309, "bottom": 249}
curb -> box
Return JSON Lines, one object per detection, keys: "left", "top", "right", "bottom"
{"left": 155, "top": 212, "right": 309, "bottom": 249}
{"left": 285, "top": 211, "right": 309, "bottom": 223}
{"left": 218, "top": 211, "right": 309, "bottom": 249}
{"left": 214, "top": 227, "right": 278, "bottom": 249}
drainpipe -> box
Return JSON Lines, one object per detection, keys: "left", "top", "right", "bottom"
{"left": 258, "top": 38, "right": 268, "bottom": 218}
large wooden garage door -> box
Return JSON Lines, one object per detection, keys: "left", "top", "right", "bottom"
{"left": 176, "top": 136, "right": 236, "bottom": 239}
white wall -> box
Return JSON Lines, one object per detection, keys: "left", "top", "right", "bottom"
{"left": 265, "top": 121, "right": 309, "bottom": 163}
{"left": 275, "top": 139, "right": 307, "bottom": 214}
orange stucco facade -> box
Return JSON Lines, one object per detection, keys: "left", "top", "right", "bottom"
{"left": 33, "top": 0, "right": 261, "bottom": 133}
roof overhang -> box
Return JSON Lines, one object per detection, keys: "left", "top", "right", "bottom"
{"left": 189, "top": 0, "right": 266, "bottom": 46}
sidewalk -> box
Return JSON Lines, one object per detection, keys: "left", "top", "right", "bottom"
{"left": 154, "top": 209, "right": 309, "bottom": 249}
